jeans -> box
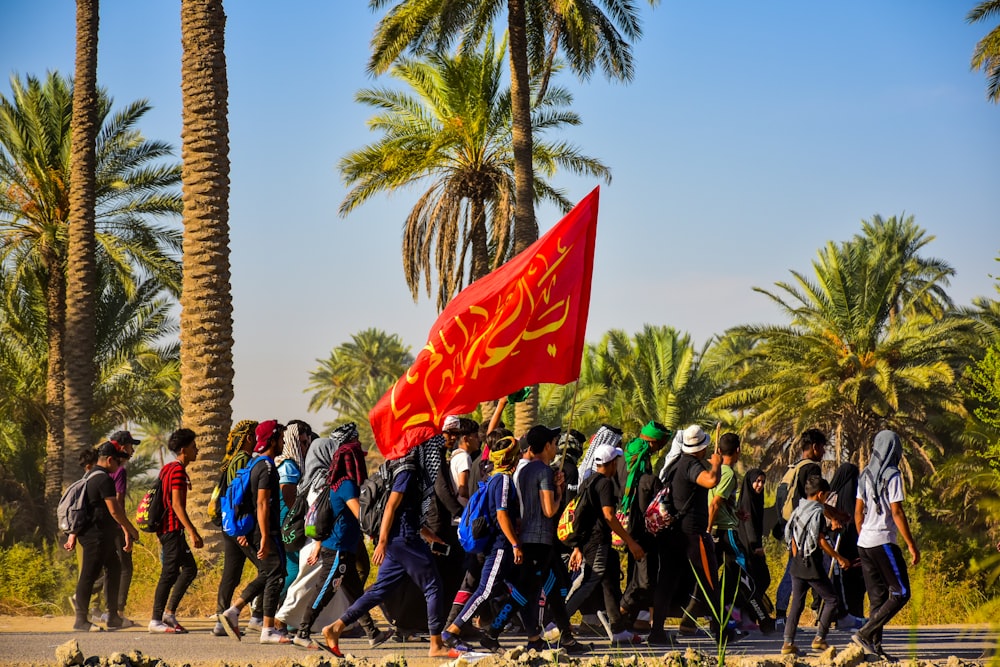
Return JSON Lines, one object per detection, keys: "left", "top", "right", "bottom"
{"left": 238, "top": 532, "right": 287, "bottom": 618}
{"left": 564, "top": 542, "right": 625, "bottom": 634}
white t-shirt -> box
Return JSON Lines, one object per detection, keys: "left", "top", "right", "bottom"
{"left": 450, "top": 450, "right": 472, "bottom": 507}
{"left": 856, "top": 473, "right": 904, "bottom": 548}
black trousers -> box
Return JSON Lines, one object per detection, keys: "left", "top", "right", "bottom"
{"left": 785, "top": 574, "right": 838, "bottom": 644}
{"left": 857, "top": 543, "right": 911, "bottom": 646}
{"left": 489, "top": 542, "right": 573, "bottom": 638}
{"left": 298, "top": 549, "right": 377, "bottom": 638}
{"left": 75, "top": 528, "right": 120, "bottom": 625}
{"left": 621, "top": 534, "right": 657, "bottom": 617}
{"left": 216, "top": 532, "right": 247, "bottom": 614}
{"left": 91, "top": 530, "right": 132, "bottom": 613}
{"left": 238, "top": 532, "right": 287, "bottom": 618}
{"left": 564, "top": 542, "right": 625, "bottom": 633}
{"left": 152, "top": 531, "right": 198, "bottom": 621}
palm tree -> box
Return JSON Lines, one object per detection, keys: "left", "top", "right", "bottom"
{"left": 306, "top": 328, "right": 413, "bottom": 447}
{"left": 64, "top": 0, "right": 101, "bottom": 496}
{"left": 580, "top": 325, "right": 719, "bottom": 437}
{"left": 340, "top": 34, "right": 610, "bottom": 310}
{"left": 367, "top": 0, "right": 646, "bottom": 433}
{"left": 0, "top": 72, "right": 182, "bottom": 517}
{"left": 709, "top": 225, "right": 975, "bottom": 474}
{"left": 178, "top": 0, "right": 235, "bottom": 551}
{"left": 0, "top": 255, "right": 181, "bottom": 543}
{"left": 968, "top": 0, "right": 1000, "bottom": 103}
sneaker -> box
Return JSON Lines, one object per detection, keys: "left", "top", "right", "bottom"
{"left": 851, "top": 632, "right": 879, "bottom": 656}
{"left": 148, "top": 620, "right": 180, "bottom": 634}
{"left": 368, "top": 629, "right": 394, "bottom": 648}
{"left": 212, "top": 622, "right": 228, "bottom": 637}
{"left": 442, "top": 630, "right": 470, "bottom": 653}
{"left": 758, "top": 617, "right": 777, "bottom": 635}
{"left": 220, "top": 609, "right": 241, "bottom": 642}
{"left": 260, "top": 628, "right": 291, "bottom": 645}
{"left": 562, "top": 640, "right": 591, "bottom": 655}
{"left": 774, "top": 616, "right": 786, "bottom": 628}
{"left": 578, "top": 614, "right": 606, "bottom": 637}
{"left": 524, "top": 638, "right": 546, "bottom": 652}
{"left": 781, "top": 643, "right": 799, "bottom": 655}
{"left": 542, "top": 622, "right": 561, "bottom": 643}
{"left": 292, "top": 635, "right": 319, "bottom": 650}
{"left": 812, "top": 637, "right": 830, "bottom": 651}
{"left": 106, "top": 615, "right": 134, "bottom": 630}
{"left": 161, "top": 614, "right": 187, "bottom": 634}
{"left": 247, "top": 616, "right": 264, "bottom": 632}
{"left": 479, "top": 633, "right": 502, "bottom": 653}
{"left": 645, "top": 631, "right": 676, "bottom": 647}
{"left": 611, "top": 630, "right": 643, "bottom": 645}
{"left": 73, "top": 621, "right": 98, "bottom": 632}
{"left": 596, "top": 610, "right": 614, "bottom": 641}
{"left": 677, "top": 620, "right": 699, "bottom": 637}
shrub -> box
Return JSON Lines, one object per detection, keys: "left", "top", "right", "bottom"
{"left": 0, "top": 542, "right": 74, "bottom": 614}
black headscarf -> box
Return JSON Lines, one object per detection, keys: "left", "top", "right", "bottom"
{"left": 737, "top": 467, "right": 766, "bottom": 552}
{"left": 829, "top": 462, "right": 859, "bottom": 519}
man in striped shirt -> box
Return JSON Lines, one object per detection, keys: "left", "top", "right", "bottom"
{"left": 149, "top": 429, "right": 203, "bottom": 633}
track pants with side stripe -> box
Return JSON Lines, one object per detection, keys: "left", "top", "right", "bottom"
{"left": 857, "top": 543, "right": 911, "bottom": 646}
{"left": 453, "top": 544, "right": 514, "bottom": 630}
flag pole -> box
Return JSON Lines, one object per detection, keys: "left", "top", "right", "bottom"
{"left": 559, "top": 380, "right": 581, "bottom": 472}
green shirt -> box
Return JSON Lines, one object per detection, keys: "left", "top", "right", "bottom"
{"left": 710, "top": 464, "right": 739, "bottom": 530}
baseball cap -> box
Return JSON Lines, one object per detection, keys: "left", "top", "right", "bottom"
{"left": 592, "top": 443, "right": 623, "bottom": 466}
{"left": 96, "top": 441, "right": 128, "bottom": 460}
{"left": 109, "top": 430, "right": 140, "bottom": 447}
{"left": 254, "top": 420, "right": 283, "bottom": 453}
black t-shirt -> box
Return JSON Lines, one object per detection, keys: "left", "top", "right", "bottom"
{"left": 672, "top": 454, "right": 710, "bottom": 535}
{"left": 84, "top": 466, "right": 117, "bottom": 534}
{"left": 249, "top": 456, "right": 281, "bottom": 535}
{"left": 585, "top": 473, "right": 618, "bottom": 549}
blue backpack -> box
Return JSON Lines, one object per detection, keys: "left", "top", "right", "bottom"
{"left": 458, "top": 480, "right": 494, "bottom": 554}
{"left": 221, "top": 456, "right": 272, "bottom": 537}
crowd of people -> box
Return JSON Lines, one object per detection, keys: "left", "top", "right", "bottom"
{"left": 63, "top": 414, "right": 918, "bottom": 662}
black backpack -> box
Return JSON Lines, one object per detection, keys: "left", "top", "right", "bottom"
{"left": 281, "top": 490, "right": 310, "bottom": 551}
{"left": 358, "top": 460, "right": 395, "bottom": 540}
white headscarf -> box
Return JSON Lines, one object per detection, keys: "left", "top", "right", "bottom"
{"left": 274, "top": 422, "right": 305, "bottom": 470}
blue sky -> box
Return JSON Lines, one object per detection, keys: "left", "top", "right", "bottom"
{"left": 3, "top": 1, "right": 997, "bottom": 430}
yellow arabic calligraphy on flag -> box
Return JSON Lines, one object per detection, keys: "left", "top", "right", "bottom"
{"left": 370, "top": 187, "right": 600, "bottom": 459}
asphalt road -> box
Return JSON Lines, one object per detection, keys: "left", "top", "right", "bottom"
{"left": 0, "top": 617, "right": 995, "bottom": 666}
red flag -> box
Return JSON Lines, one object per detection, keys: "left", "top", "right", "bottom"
{"left": 370, "top": 187, "right": 600, "bottom": 459}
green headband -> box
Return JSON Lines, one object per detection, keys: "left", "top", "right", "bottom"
{"left": 641, "top": 422, "right": 669, "bottom": 440}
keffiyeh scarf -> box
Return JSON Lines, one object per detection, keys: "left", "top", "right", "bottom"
{"left": 221, "top": 420, "right": 258, "bottom": 471}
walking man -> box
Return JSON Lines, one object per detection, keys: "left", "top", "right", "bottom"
{"left": 149, "top": 428, "right": 203, "bottom": 633}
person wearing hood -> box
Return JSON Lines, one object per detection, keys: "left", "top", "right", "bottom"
{"left": 275, "top": 424, "right": 360, "bottom": 632}
{"left": 851, "top": 430, "right": 919, "bottom": 662}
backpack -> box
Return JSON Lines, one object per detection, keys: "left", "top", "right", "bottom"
{"left": 57, "top": 469, "right": 107, "bottom": 534}
{"left": 207, "top": 466, "right": 229, "bottom": 527}
{"left": 281, "top": 489, "right": 310, "bottom": 551}
{"left": 358, "top": 460, "right": 395, "bottom": 540}
{"left": 557, "top": 475, "right": 597, "bottom": 547}
{"left": 457, "top": 480, "right": 494, "bottom": 554}
{"left": 644, "top": 458, "right": 695, "bottom": 534}
{"left": 221, "top": 456, "right": 272, "bottom": 537}
{"left": 773, "top": 459, "right": 812, "bottom": 538}
{"left": 134, "top": 470, "right": 167, "bottom": 533}
{"left": 304, "top": 490, "right": 335, "bottom": 541}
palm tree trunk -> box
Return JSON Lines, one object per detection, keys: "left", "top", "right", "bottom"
{"left": 64, "top": 0, "right": 100, "bottom": 496}
{"left": 507, "top": 0, "right": 540, "bottom": 430}
{"left": 180, "top": 0, "right": 235, "bottom": 557}
{"left": 507, "top": 0, "right": 537, "bottom": 256}
{"left": 469, "top": 198, "right": 490, "bottom": 282}
{"left": 44, "top": 249, "right": 67, "bottom": 527}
